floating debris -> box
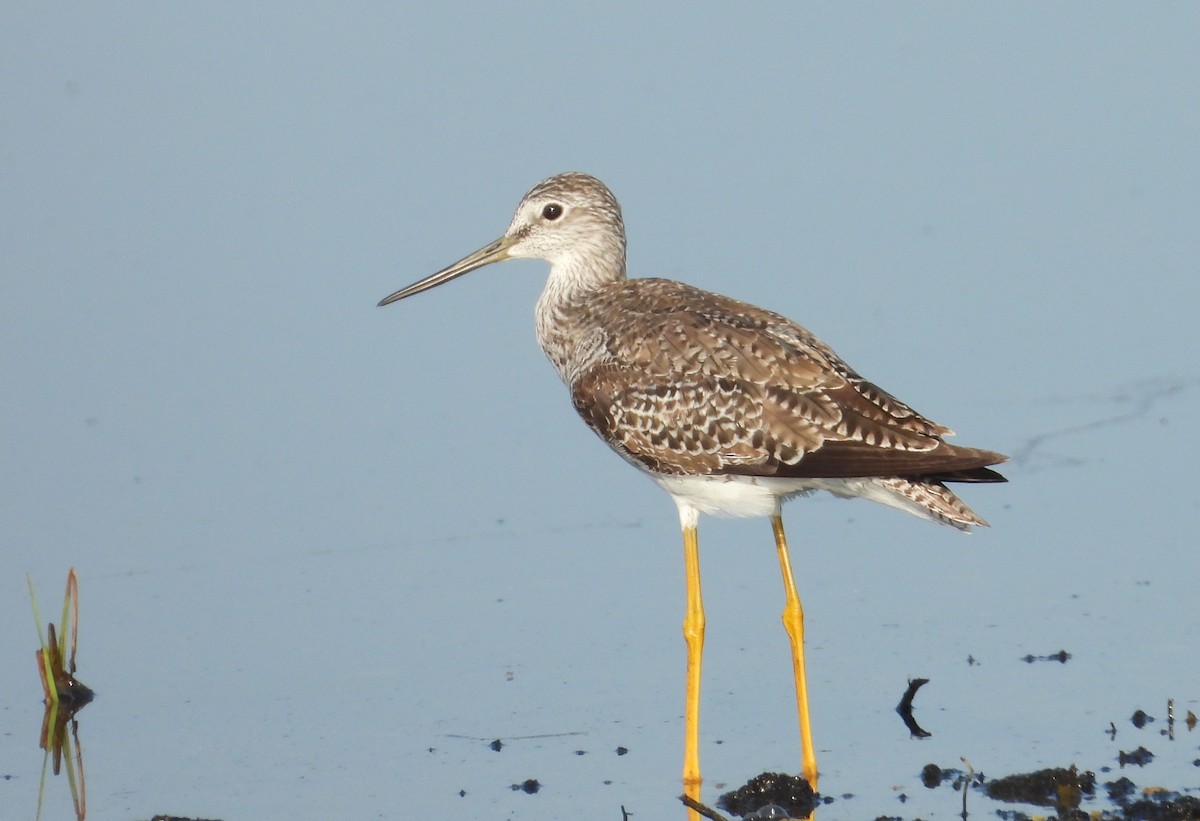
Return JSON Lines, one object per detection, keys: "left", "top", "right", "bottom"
{"left": 1021, "top": 649, "right": 1072, "bottom": 663}
{"left": 1118, "top": 746, "right": 1155, "bottom": 767}
{"left": 896, "top": 677, "right": 931, "bottom": 738}
{"left": 921, "top": 763, "right": 950, "bottom": 788}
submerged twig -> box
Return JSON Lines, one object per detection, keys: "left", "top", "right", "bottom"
{"left": 960, "top": 756, "right": 975, "bottom": 820}
{"left": 679, "top": 794, "right": 732, "bottom": 821}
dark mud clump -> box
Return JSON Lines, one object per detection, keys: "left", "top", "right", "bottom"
{"left": 1114, "top": 794, "right": 1200, "bottom": 820}
{"left": 1118, "top": 746, "right": 1155, "bottom": 767}
{"left": 921, "top": 762, "right": 1200, "bottom": 821}
{"left": 716, "top": 771, "right": 817, "bottom": 819}
{"left": 985, "top": 766, "right": 1096, "bottom": 807}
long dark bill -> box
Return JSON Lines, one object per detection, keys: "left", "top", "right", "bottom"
{"left": 377, "top": 235, "right": 514, "bottom": 307}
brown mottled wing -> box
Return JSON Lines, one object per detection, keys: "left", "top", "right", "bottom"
{"left": 569, "top": 279, "right": 1007, "bottom": 481}
{"left": 572, "top": 367, "right": 770, "bottom": 475}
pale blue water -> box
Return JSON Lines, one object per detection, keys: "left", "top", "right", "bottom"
{"left": 3, "top": 5, "right": 1198, "bottom": 820}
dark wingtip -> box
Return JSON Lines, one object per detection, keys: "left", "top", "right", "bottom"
{"left": 936, "top": 466, "right": 1008, "bottom": 484}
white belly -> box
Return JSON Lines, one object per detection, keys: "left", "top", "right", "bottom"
{"left": 649, "top": 473, "right": 817, "bottom": 519}
{"left": 648, "top": 471, "right": 952, "bottom": 528}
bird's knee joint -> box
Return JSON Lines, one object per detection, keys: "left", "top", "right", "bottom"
{"left": 781, "top": 603, "right": 804, "bottom": 628}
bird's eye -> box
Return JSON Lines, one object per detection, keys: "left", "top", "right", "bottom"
{"left": 542, "top": 203, "right": 564, "bottom": 221}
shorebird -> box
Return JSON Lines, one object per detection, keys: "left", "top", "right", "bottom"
{"left": 377, "top": 172, "right": 1006, "bottom": 804}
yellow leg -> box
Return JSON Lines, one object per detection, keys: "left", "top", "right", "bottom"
{"left": 772, "top": 513, "right": 818, "bottom": 789}
{"left": 682, "top": 520, "right": 705, "bottom": 813}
